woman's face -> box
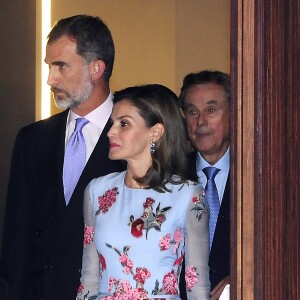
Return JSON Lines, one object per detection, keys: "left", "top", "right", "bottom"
{"left": 107, "top": 99, "right": 154, "bottom": 166}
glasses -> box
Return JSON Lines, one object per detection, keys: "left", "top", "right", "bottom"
{"left": 184, "top": 107, "right": 201, "bottom": 119}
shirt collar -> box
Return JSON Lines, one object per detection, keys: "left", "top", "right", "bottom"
{"left": 197, "top": 147, "right": 230, "bottom": 172}
{"left": 66, "top": 92, "right": 113, "bottom": 129}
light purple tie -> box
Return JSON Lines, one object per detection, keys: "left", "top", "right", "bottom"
{"left": 63, "top": 118, "right": 89, "bottom": 205}
{"left": 203, "top": 167, "right": 220, "bottom": 250}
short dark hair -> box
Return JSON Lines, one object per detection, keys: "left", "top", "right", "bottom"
{"left": 47, "top": 15, "right": 114, "bottom": 82}
{"left": 113, "top": 84, "right": 191, "bottom": 192}
{"left": 179, "top": 70, "right": 230, "bottom": 108}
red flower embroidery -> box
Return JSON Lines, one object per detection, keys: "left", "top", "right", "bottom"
{"left": 77, "top": 283, "right": 84, "bottom": 294}
{"left": 131, "top": 218, "right": 144, "bottom": 238}
{"left": 83, "top": 224, "right": 94, "bottom": 246}
{"left": 99, "top": 253, "right": 106, "bottom": 271}
{"left": 129, "top": 198, "right": 171, "bottom": 239}
{"left": 192, "top": 196, "right": 199, "bottom": 203}
{"left": 191, "top": 190, "right": 207, "bottom": 221}
{"left": 156, "top": 214, "right": 166, "bottom": 223}
{"left": 143, "top": 197, "right": 155, "bottom": 208}
{"left": 173, "top": 252, "right": 184, "bottom": 266}
{"left": 96, "top": 187, "right": 119, "bottom": 215}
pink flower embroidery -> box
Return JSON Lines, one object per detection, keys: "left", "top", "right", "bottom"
{"left": 162, "top": 270, "right": 178, "bottom": 295}
{"left": 173, "top": 228, "right": 183, "bottom": 254}
{"left": 103, "top": 278, "right": 148, "bottom": 300}
{"left": 185, "top": 265, "right": 198, "bottom": 291}
{"left": 96, "top": 187, "right": 119, "bottom": 215}
{"left": 119, "top": 253, "right": 134, "bottom": 274}
{"left": 108, "top": 277, "right": 117, "bottom": 293}
{"left": 83, "top": 224, "right": 94, "bottom": 246}
{"left": 134, "top": 267, "right": 151, "bottom": 285}
{"left": 159, "top": 229, "right": 183, "bottom": 255}
{"left": 159, "top": 233, "right": 171, "bottom": 251}
{"left": 106, "top": 244, "right": 151, "bottom": 292}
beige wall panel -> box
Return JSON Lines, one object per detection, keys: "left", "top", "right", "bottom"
{"left": 176, "top": 0, "right": 230, "bottom": 92}
{"left": 45, "top": 0, "right": 230, "bottom": 115}
{"left": 50, "top": 0, "right": 176, "bottom": 115}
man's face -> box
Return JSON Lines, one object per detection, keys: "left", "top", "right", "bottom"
{"left": 184, "top": 83, "right": 230, "bottom": 164}
{"left": 45, "top": 36, "right": 94, "bottom": 109}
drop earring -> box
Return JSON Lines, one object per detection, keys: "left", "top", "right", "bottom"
{"left": 150, "top": 140, "right": 156, "bottom": 154}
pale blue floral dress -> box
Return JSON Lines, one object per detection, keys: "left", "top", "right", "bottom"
{"left": 77, "top": 171, "right": 210, "bottom": 300}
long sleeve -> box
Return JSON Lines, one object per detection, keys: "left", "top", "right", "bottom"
{"left": 184, "top": 184, "right": 210, "bottom": 299}
{"left": 76, "top": 182, "right": 99, "bottom": 300}
{"left": 1, "top": 128, "right": 35, "bottom": 297}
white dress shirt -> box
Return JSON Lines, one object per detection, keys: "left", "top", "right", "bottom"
{"left": 64, "top": 92, "right": 113, "bottom": 163}
{"left": 196, "top": 147, "right": 230, "bottom": 205}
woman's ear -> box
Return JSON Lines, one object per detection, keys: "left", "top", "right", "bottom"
{"left": 90, "top": 60, "right": 106, "bottom": 81}
{"left": 152, "top": 123, "right": 165, "bottom": 141}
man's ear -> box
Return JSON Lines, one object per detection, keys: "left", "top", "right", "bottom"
{"left": 90, "top": 60, "right": 106, "bottom": 81}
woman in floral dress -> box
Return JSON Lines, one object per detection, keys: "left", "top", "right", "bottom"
{"left": 76, "top": 84, "right": 210, "bottom": 300}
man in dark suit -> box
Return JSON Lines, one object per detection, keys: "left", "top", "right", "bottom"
{"left": 0, "top": 15, "right": 125, "bottom": 300}
{"left": 179, "top": 70, "right": 230, "bottom": 297}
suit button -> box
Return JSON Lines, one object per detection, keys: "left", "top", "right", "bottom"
{"left": 44, "top": 264, "right": 54, "bottom": 270}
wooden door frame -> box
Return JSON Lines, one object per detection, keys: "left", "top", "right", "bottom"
{"left": 230, "top": 0, "right": 300, "bottom": 299}
{"left": 230, "top": 1, "right": 255, "bottom": 298}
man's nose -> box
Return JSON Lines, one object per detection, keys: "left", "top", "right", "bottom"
{"left": 196, "top": 112, "right": 206, "bottom": 126}
{"left": 47, "top": 68, "right": 59, "bottom": 86}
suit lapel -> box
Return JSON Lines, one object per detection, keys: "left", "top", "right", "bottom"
{"left": 30, "top": 109, "right": 70, "bottom": 230}
{"left": 51, "top": 111, "right": 70, "bottom": 210}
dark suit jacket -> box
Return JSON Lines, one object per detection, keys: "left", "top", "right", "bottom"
{"left": 180, "top": 151, "right": 230, "bottom": 298}
{"left": 0, "top": 110, "right": 125, "bottom": 300}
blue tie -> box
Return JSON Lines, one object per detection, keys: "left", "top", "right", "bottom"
{"left": 63, "top": 118, "right": 89, "bottom": 205}
{"left": 203, "top": 167, "right": 220, "bottom": 249}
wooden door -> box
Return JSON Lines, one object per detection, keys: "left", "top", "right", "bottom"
{"left": 230, "top": 0, "right": 300, "bottom": 299}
